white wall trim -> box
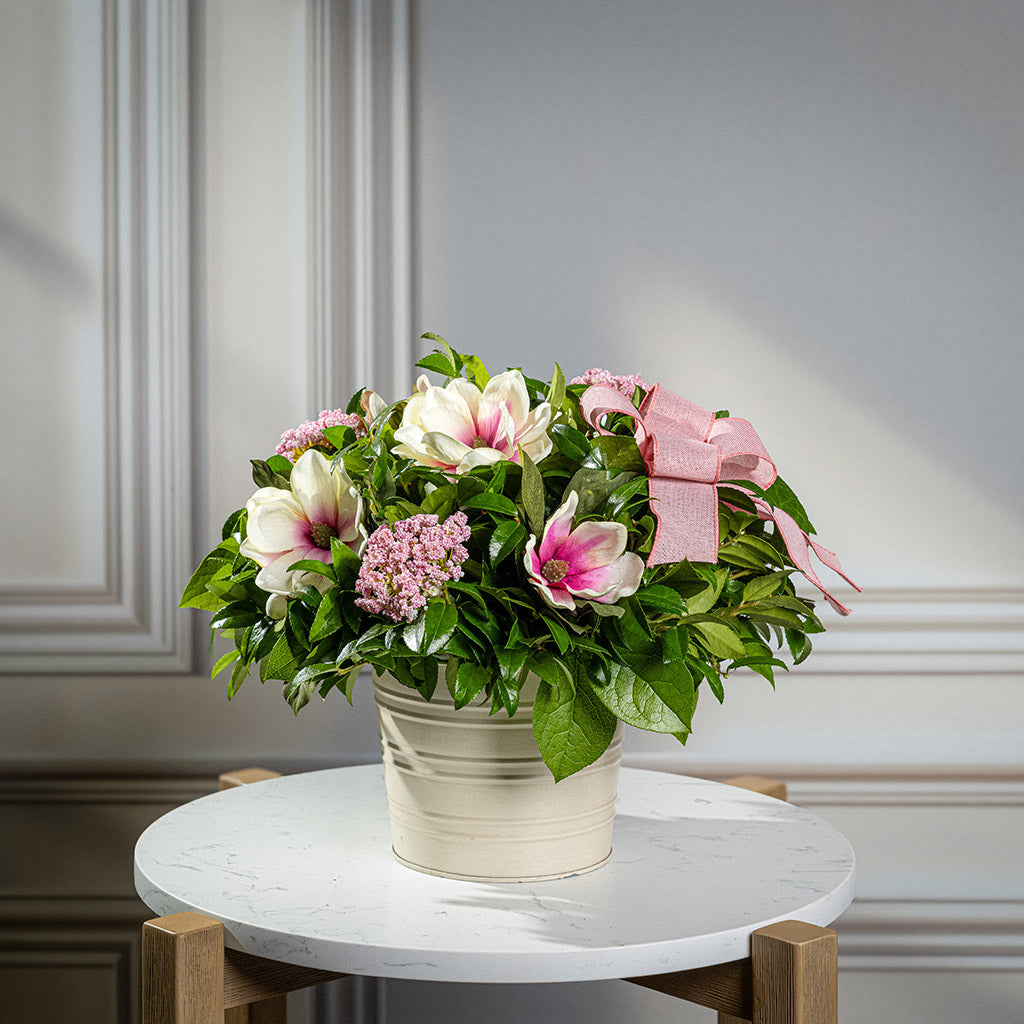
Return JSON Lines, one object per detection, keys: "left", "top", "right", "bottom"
{"left": 307, "top": 0, "right": 413, "bottom": 411}
{"left": 837, "top": 899, "right": 1024, "bottom": 972}
{"left": 790, "top": 587, "right": 1024, "bottom": 675}
{"left": 0, "top": 0, "right": 193, "bottom": 674}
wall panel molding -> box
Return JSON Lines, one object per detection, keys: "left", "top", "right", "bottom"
{"left": 308, "top": 0, "right": 413, "bottom": 411}
{"left": 0, "top": 0, "right": 193, "bottom": 675}
{"left": 799, "top": 587, "right": 1024, "bottom": 675}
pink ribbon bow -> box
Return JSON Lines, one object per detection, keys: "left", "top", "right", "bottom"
{"left": 580, "top": 383, "right": 859, "bottom": 615}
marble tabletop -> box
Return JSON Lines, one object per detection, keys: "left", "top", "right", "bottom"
{"left": 134, "top": 765, "right": 855, "bottom": 984}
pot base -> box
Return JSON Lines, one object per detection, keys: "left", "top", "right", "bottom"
{"left": 391, "top": 847, "right": 612, "bottom": 883}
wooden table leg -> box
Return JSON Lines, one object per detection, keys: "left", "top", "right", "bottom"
{"left": 225, "top": 995, "right": 288, "bottom": 1023}
{"left": 751, "top": 920, "right": 838, "bottom": 1024}
{"left": 143, "top": 912, "right": 225, "bottom": 1024}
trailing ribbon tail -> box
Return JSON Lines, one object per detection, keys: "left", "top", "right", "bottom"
{"left": 747, "top": 495, "right": 861, "bottom": 616}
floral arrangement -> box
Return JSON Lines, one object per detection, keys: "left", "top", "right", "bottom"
{"left": 182, "top": 334, "right": 857, "bottom": 780}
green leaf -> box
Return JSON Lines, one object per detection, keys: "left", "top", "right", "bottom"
{"left": 547, "top": 362, "right": 566, "bottom": 411}
{"left": 565, "top": 467, "right": 629, "bottom": 516}
{"left": 742, "top": 571, "right": 791, "bottom": 605}
{"left": 179, "top": 548, "right": 234, "bottom": 610}
{"left": 491, "top": 673, "right": 520, "bottom": 717}
{"left": 445, "top": 656, "right": 460, "bottom": 699}
{"left": 593, "top": 662, "right": 693, "bottom": 734}
{"left": 454, "top": 661, "right": 491, "bottom": 708}
{"left": 211, "top": 649, "right": 241, "bottom": 679}
{"left": 331, "top": 537, "right": 362, "bottom": 585}
{"left": 420, "top": 332, "right": 464, "bottom": 372}
{"left": 261, "top": 627, "right": 306, "bottom": 682}
{"left": 591, "top": 435, "right": 645, "bottom": 473}
{"left": 519, "top": 448, "right": 546, "bottom": 535}
{"left": 309, "top": 589, "right": 344, "bottom": 643}
{"left": 786, "top": 629, "right": 813, "bottom": 665}
{"left": 763, "top": 475, "right": 816, "bottom": 535}
{"left": 286, "top": 558, "right": 337, "bottom": 582}
{"left": 461, "top": 492, "right": 521, "bottom": 518}
{"left": 227, "top": 657, "right": 250, "bottom": 699}
{"left": 717, "top": 544, "right": 768, "bottom": 570}
{"left": 405, "top": 602, "right": 459, "bottom": 656}
{"left": 416, "top": 351, "right": 459, "bottom": 377}
{"left": 322, "top": 425, "right": 357, "bottom": 451}
{"left": 691, "top": 620, "right": 747, "bottom": 660}
{"left": 540, "top": 614, "right": 571, "bottom": 654}
{"left": 635, "top": 585, "right": 686, "bottom": 617}
{"left": 532, "top": 673, "right": 617, "bottom": 782}
{"left": 488, "top": 520, "right": 526, "bottom": 566}
{"left": 686, "top": 569, "right": 729, "bottom": 613}
{"left": 250, "top": 459, "right": 290, "bottom": 489}
{"left": 462, "top": 354, "right": 491, "bottom": 389}
{"left": 550, "top": 422, "right": 592, "bottom": 461}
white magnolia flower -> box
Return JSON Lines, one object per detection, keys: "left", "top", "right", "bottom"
{"left": 524, "top": 491, "right": 644, "bottom": 612}
{"left": 392, "top": 369, "right": 552, "bottom": 474}
{"left": 239, "top": 450, "right": 367, "bottom": 597}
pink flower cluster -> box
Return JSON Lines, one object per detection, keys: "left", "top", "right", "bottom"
{"left": 355, "top": 512, "right": 471, "bottom": 623}
{"left": 569, "top": 368, "right": 648, "bottom": 399}
{"left": 276, "top": 409, "right": 366, "bottom": 461}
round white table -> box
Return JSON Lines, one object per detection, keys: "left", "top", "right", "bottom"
{"left": 134, "top": 765, "right": 855, "bottom": 985}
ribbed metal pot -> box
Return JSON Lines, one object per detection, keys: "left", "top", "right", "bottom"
{"left": 372, "top": 671, "right": 623, "bottom": 882}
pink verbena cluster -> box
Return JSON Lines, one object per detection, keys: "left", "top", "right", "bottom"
{"left": 355, "top": 512, "right": 471, "bottom": 623}
{"left": 276, "top": 409, "right": 366, "bottom": 461}
{"left": 569, "top": 368, "right": 648, "bottom": 399}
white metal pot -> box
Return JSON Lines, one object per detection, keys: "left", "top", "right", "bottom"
{"left": 372, "top": 671, "right": 623, "bottom": 882}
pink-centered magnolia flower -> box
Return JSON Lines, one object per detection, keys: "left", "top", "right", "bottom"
{"left": 240, "top": 449, "right": 367, "bottom": 598}
{"left": 392, "top": 370, "right": 552, "bottom": 474}
{"left": 524, "top": 491, "right": 644, "bottom": 612}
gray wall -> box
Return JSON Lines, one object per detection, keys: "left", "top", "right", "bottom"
{"left": 1, "top": 2, "right": 1021, "bottom": 1022}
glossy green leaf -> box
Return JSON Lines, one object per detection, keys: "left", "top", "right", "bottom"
{"left": 532, "top": 674, "right": 617, "bottom": 782}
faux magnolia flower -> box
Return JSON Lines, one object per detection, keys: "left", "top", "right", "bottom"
{"left": 392, "top": 369, "right": 552, "bottom": 474}
{"left": 276, "top": 409, "right": 366, "bottom": 462}
{"left": 355, "top": 512, "right": 471, "bottom": 622}
{"left": 524, "top": 491, "right": 644, "bottom": 611}
{"left": 240, "top": 449, "right": 367, "bottom": 596}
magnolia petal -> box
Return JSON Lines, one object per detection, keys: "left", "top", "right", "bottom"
{"left": 446, "top": 377, "right": 482, "bottom": 421}
{"left": 555, "top": 520, "right": 628, "bottom": 574}
{"left": 516, "top": 402, "right": 552, "bottom": 445}
{"left": 523, "top": 535, "right": 543, "bottom": 576}
{"left": 418, "top": 386, "right": 478, "bottom": 447}
{"left": 457, "top": 447, "right": 507, "bottom": 473}
{"left": 254, "top": 550, "right": 310, "bottom": 595}
{"left": 481, "top": 369, "right": 530, "bottom": 426}
{"left": 415, "top": 374, "right": 432, "bottom": 393}
{"left": 245, "top": 495, "right": 309, "bottom": 555}
{"left": 422, "top": 430, "right": 472, "bottom": 467}
{"left": 392, "top": 429, "right": 450, "bottom": 469}
{"left": 538, "top": 491, "right": 578, "bottom": 564}
{"left": 361, "top": 389, "right": 387, "bottom": 422}
{"left": 533, "top": 582, "right": 577, "bottom": 611}
{"left": 566, "top": 551, "right": 644, "bottom": 603}
{"left": 290, "top": 450, "right": 344, "bottom": 526}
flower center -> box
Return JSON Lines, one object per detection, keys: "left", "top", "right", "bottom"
{"left": 310, "top": 521, "right": 337, "bottom": 549}
{"left": 541, "top": 558, "right": 569, "bottom": 584}
{"left": 471, "top": 435, "right": 489, "bottom": 449}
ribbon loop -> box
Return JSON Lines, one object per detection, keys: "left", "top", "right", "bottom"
{"left": 579, "top": 382, "right": 858, "bottom": 614}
